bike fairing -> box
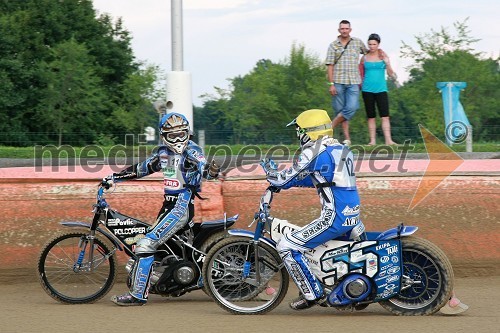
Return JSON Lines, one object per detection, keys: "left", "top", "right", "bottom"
{"left": 267, "top": 216, "right": 419, "bottom": 301}
{"left": 263, "top": 136, "right": 364, "bottom": 302}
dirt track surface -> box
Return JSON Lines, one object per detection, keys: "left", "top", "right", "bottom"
{"left": 1, "top": 276, "right": 498, "bottom": 333}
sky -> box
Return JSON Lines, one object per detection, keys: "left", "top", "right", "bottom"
{"left": 92, "top": 0, "right": 499, "bottom": 107}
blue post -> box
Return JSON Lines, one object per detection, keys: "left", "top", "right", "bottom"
{"left": 436, "top": 82, "right": 471, "bottom": 147}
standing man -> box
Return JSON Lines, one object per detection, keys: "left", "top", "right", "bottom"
{"left": 325, "top": 20, "right": 368, "bottom": 145}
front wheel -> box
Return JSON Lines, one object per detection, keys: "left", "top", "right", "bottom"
{"left": 379, "top": 236, "right": 454, "bottom": 315}
{"left": 202, "top": 236, "right": 289, "bottom": 315}
{"left": 37, "top": 231, "right": 117, "bottom": 304}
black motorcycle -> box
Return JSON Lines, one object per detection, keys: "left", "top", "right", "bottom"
{"left": 37, "top": 183, "right": 237, "bottom": 304}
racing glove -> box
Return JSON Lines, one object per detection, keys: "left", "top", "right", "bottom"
{"left": 203, "top": 160, "right": 220, "bottom": 180}
{"left": 101, "top": 175, "right": 114, "bottom": 189}
{"left": 260, "top": 158, "right": 279, "bottom": 181}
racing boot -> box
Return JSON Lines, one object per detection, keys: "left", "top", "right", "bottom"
{"left": 111, "top": 293, "right": 146, "bottom": 306}
{"left": 290, "top": 294, "right": 327, "bottom": 310}
{"left": 111, "top": 255, "right": 154, "bottom": 306}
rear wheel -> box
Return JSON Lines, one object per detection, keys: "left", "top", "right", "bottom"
{"left": 199, "top": 231, "right": 231, "bottom": 295}
{"left": 37, "top": 231, "right": 117, "bottom": 304}
{"left": 202, "top": 236, "right": 289, "bottom": 315}
{"left": 199, "top": 230, "right": 230, "bottom": 254}
{"left": 379, "top": 237, "right": 454, "bottom": 315}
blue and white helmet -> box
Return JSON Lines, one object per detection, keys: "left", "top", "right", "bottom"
{"left": 159, "top": 112, "right": 190, "bottom": 154}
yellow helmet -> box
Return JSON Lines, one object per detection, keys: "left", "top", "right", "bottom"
{"left": 287, "top": 109, "right": 333, "bottom": 144}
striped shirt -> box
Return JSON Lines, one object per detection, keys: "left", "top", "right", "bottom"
{"left": 325, "top": 37, "right": 367, "bottom": 84}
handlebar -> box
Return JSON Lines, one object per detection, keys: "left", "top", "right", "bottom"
{"left": 95, "top": 182, "right": 111, "bottom": 210}
{"left": 248, "top": 186, "right": 280, "bottom": 237}
{"left": 256, "top": 186, "right": 280, "bottom": 221}
{"left": 100, "top": 178, "right": 113, "bottom": 190}
{"left": 259, "top": 186, "right": 280, "bottom": 209}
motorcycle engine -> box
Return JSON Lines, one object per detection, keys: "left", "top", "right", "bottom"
{"left": 124, "top": 257, "right": 199, "bottom": 294}
{"left": 154, "top": 260, "right": 199, "bottom": 293}
{"left": 327, "top": 274, "right": 372, "bottom": 306}
{"left": 172, "top": 262, "right": 197, "bottom": 285}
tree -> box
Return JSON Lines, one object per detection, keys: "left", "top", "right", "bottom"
{"left": 394, "top": 18, "right": 500, "bottom": 142}
{"left": 0, "top": 0, "right": 154, "bottom": 146}
{"left": 107, "top": 64, "right": 164, "bottom": 139}
{"left": 195, "top": 88, "right": 233, "bottom": 144}
{"left": 196, "top": 44, "right": 331, "bottom": 144}
{"left": 400, "top": 17, "right": 481, "bottom": 72}
{"left": 35, "top": 39, "right": 106, "bottom": 145}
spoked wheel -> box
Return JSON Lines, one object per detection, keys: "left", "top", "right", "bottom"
{"left": 379, "top": 237, "right": 454, "bottom": 315}
{"left": 37, "top": 231, "right": 117, "bottom": 304}
{"left": 199, "top": 231, "right": 231, "bottom": 296}
{"left": 202, "top": 237, "right": 289, "bottom": 315}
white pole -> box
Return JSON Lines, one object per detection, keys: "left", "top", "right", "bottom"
{"left": 171, "top": 0, "right": 183, "bottom": 71}
{"left": 466, "top": 126, "right": 473, "bottom": 152}
{"left": 198, "top": 130, "right": 206, "bottom": 152}
{"left": 167, "top": 0, "right": 193, "bottom": 127}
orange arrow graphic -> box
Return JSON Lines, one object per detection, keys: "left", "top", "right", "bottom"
{"left": 408, "top": 124, "right": 464, "bottom": 211}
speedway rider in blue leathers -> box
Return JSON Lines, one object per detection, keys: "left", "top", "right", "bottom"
{"left": 106, "top": 112, "right": 219, "bottom": 306}
{"left": 262, "top": 109, "right": 364, "bottom": 310}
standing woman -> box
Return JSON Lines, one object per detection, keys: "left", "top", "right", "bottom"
{"left": 360, "top": 33, "right": 397, "bottom": 145}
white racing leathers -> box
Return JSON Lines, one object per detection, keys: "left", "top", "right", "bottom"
{"left": 267, "top": 137, "right": 361, "bottom": 301}
{"left": 112, "top": 141, "right": 212, "bottom": 301}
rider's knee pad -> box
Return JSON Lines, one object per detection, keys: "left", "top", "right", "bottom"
{"left": 134, "top": 237, "right": 158, "bottom": 255}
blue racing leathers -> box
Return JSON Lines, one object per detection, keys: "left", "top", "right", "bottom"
{"left": 112, "top": 141, "right": 214, "bottom": 301}
{"left": 265, "top": 136, "right": 363, "bottom": 301}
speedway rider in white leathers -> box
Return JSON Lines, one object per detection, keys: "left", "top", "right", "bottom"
{"left": 262, "top": 109, "right": 364, "bottom": 310}
{"left": 105, "top": 112, "right": 219, "bottom": 306}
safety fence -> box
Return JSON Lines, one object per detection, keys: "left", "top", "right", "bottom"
{"left": 0, "top": 125, "right": 498, "bottom": 147}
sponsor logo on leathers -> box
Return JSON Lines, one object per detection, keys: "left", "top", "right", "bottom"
{"left": 299, "top": 209, "right": 333, "bottom": 240}
{"left": 164, "top": 178, "right": 180, "bottom": 188}
{"left": 342, "top": 205, "right": 360, "bottom": 216}
{"left": 342, "top": 216, "right": 359, "bottom": 226}
{"left": 289, "top": 262, "right": 311, "bottom": 295}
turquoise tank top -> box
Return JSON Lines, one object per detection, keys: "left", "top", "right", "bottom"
{"left": 362, "top": 60, "right": 387, "bottom": 93}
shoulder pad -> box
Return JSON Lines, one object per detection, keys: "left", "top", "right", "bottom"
{"left": 185, "top": 141, "right": 205, "bottom": 160}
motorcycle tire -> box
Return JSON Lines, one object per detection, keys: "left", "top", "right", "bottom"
{"left": 379, "top": 236, "right": 454, "bottom": 315}
{"left": 199, "top": 231, "right": 230, "bottom": 295}
{"left": 199, "top": 230, "right": 231, "bottom": 254}
{"left": 37, "top": 231, "right": 117, "bottom": 304}
{"left": 202, "top": 236, "right": 289, "bottom": 315}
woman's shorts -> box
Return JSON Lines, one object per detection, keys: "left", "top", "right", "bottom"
{"left": 362, "top": 91, "right": 389, "bottom": 118}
